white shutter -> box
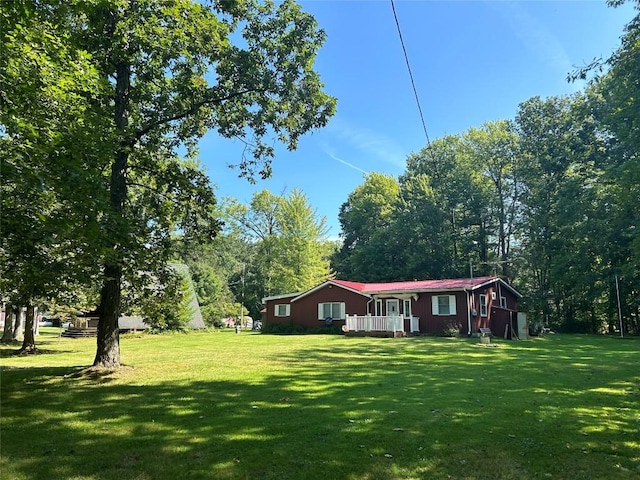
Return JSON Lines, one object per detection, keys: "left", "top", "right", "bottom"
{"left": 339, "top": 303, "right": 345, "bottom": 319}
{"left": 432, "top": 296, "right": 439, "bottom": 315}
{"left": 285, "top": 304, "right": 291, "bottom": 316}
{"left": 449, "top": 295, "right": 457, "bottom": 315}
{"left": 318, "top": 303, "right": 324, "bottom": 320}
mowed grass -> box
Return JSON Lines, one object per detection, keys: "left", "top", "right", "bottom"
{"left": 1, "top": 329, "right": 639, "bottom": 480}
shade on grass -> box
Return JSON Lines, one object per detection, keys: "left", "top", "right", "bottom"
{"left": 1, "top": 329, "right": 638, "bottom": 479}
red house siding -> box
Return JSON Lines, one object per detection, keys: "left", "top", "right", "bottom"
{"left": 264, "top": 296, "right": 295, "bottom": 327}
{"left": 291, "top": 285, "right": 369, "bottom": 328}
{"left": 418, "top": 291, "right": 469, "bottom": 334}
{"left": 469, "top": 287, "right": 519, "bottom": 335}
{"left": 264, "top": 285, "right": 369, "bottom": 329}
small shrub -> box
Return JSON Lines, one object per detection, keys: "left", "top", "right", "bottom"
{"left": 261, "top": 322, "right": 342, "bottom": 335}
{"left": 441, "top": 322, "right": 462, "bottom": 337}
{"left": 307, "top": 324, "right": 342, "bottom": 335}
{"left": 261, "top": 322, "right": 306, "bottom": 334}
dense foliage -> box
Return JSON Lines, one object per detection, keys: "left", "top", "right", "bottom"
{"left": 129, "top": 265, "right": 195, "bottom": 332}
{"left": 331, "top": 2, "right": 640, "bottom": 336}
{"left": 1, "top": 0, "right": 335, "bottom": 363}
{"left": 335, "top": 91, "right": 639, "bottom": 335}
{"left": 180, "top": 188, "right": 335, "bottom": 322}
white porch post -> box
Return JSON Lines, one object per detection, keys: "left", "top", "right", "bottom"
{"left": 465, "top": 289, "right": 472, "bottom": 336}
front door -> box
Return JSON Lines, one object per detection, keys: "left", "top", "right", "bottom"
{"left": 386, "top": 299, "right": 400, "bottom": 332}
{"left": 386, "top": 299, "right": 399, "bottom": 316}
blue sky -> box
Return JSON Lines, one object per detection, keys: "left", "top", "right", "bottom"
{"left": 198, "top": 0, "right": 636, "bottom": 239}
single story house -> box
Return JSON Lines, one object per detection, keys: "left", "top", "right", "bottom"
{"left": 262, "top": 276, "right": 526, "bottom": 338}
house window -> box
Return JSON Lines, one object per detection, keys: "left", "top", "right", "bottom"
{"left": 318, "top": 302, "right": 345, "bottom": 320}
{"left": 403, "top": 299, "right": 412, "bottom": 319}
{"left": 479, "top": 294, "right": 488, "bottom": 317}
{"left": 375, "top": 299, "right": 382, "bottom": 316}
{"left": 500, "top": 296, "right": 507, "bottom": 308}
{"left": 432, "top": 295, "right": 457, "bottom": 316}
{"left": 274, "top": 304, "right": 290, "bottom": 317}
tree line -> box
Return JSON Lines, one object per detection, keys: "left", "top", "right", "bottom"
{"left": 333, "top": 64, "right": 639, "bottom": 334}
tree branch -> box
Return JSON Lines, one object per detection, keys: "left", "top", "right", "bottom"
{"left": 131, "top": 87, "right": 266, "bottom": 145}
{"left": 127, "top": 181, "right": 174, "bottom": 203}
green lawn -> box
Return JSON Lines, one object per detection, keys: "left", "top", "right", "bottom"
{"left": 1, "top": 329, "right": 638, "bottom": 480}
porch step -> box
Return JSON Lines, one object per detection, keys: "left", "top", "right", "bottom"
{"left": 61, "top": 327, "right": 98, "bottom": 338}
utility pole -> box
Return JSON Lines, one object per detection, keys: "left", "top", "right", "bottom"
{"left": 615, "top": 274, "right": 623, "bottom": 338}
{"left": 240, "top": 263, "right": 245, "bottom": 326}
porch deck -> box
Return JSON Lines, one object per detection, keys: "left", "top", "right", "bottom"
{"left": 344, "top": 314, "right": 419, "bottom": 336}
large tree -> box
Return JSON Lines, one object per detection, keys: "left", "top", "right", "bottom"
{"left": 2, "top": 0, "right": 336, "bottom": 367}
{"left": 593, "top": 2, "right": 640, "bottom": 333}
{"left": 403, "top": 136, "right": 488, "bottom": 278}
{"left": 461, "top": 121, "right": 522, "bottom": 280}
{"left": 226, "top": 188, "right": 333, "bottom": 315}
{"left": 394, "top": 174, "right": 450, "bottom": 280}
{"left": 333, "top": 173, "right": 401, "bottom": 281}
{"left": 0, "top": 3, "right": 105, "bottom": 351}
{"left": 273, "top": 188, "right": 332, "bottom": 292}
{"left": 515, "top": 94, "right": 611, "bottom": 331}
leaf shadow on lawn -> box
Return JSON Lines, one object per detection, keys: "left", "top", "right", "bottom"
{"left": 1, "top": 335, "right": 639, "bottom": 480}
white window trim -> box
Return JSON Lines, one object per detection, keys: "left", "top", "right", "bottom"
{"left": 403, "top": 299, "right": 412, "bottom": 319}
{"left": 318, "top": 302, "right": 346, "bottom": 320}
{"left": 479, "top": 294, "right": 488, "bottom": 317}
{"left": 431, "top": 295, "right": 457, "bottom": 316}
{"left": 500, "top": 296, "right": 507, "bottom": 308}
{"left": 375, "top": 299, "right": 383, "bottom": 316}
{"left": 274, "top": 304, "right": 290, "bottom": 317}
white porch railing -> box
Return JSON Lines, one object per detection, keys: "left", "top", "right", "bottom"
{"left": 410, "top": 316, "right": 420, "bottom": 333}
{"left": 346, "top": 314, "right": 405, "bottom": 333}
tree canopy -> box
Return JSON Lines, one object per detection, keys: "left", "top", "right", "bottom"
{"left": 1, "top": 0, "right": 336, "bottom": 365}
{"left": 221, "top": 188, "right": 334, "bottom": 318}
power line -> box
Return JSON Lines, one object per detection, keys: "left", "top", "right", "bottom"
{"left": 390, "top": 0, "right": 432, "bottom": 149}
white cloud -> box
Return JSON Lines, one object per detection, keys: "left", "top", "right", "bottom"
{"left": 492, "top": 2, "right": 573, "bottom": 76}
{"left": 318, "top": 140, "right": 369, "bottom": 174}
{"left": 327, "top": 118, "right": 407, "bottom": 168}
{"left": 325, "top": 151, "right": 369, "bottom": 175}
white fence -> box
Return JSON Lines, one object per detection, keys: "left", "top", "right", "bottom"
{"left": 345, "top": 314, "right": 420, "bottom": 333}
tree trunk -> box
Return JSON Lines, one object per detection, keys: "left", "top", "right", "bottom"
{"left": 93, "top": 56, "right": 129, "bottom": 368}
{"left": 13, "top": 306, "right": 25, "bottom": 342}
{"left": 479, "top": 220, "right": 489, "bottom": 277}
{"left": 18, "top": 304, "right": 37, "bottom": 354}
{"left": 1, "top": 305, "right": 16, "bottom": 343}
{"left": 33, "top": 306, "right": 40, "bottom": 336}
{"left": 93, "top": 263, "right": 122, "bottom": 367}
{"left": 496, "top": 176, "right": 510, "bottom": 280}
